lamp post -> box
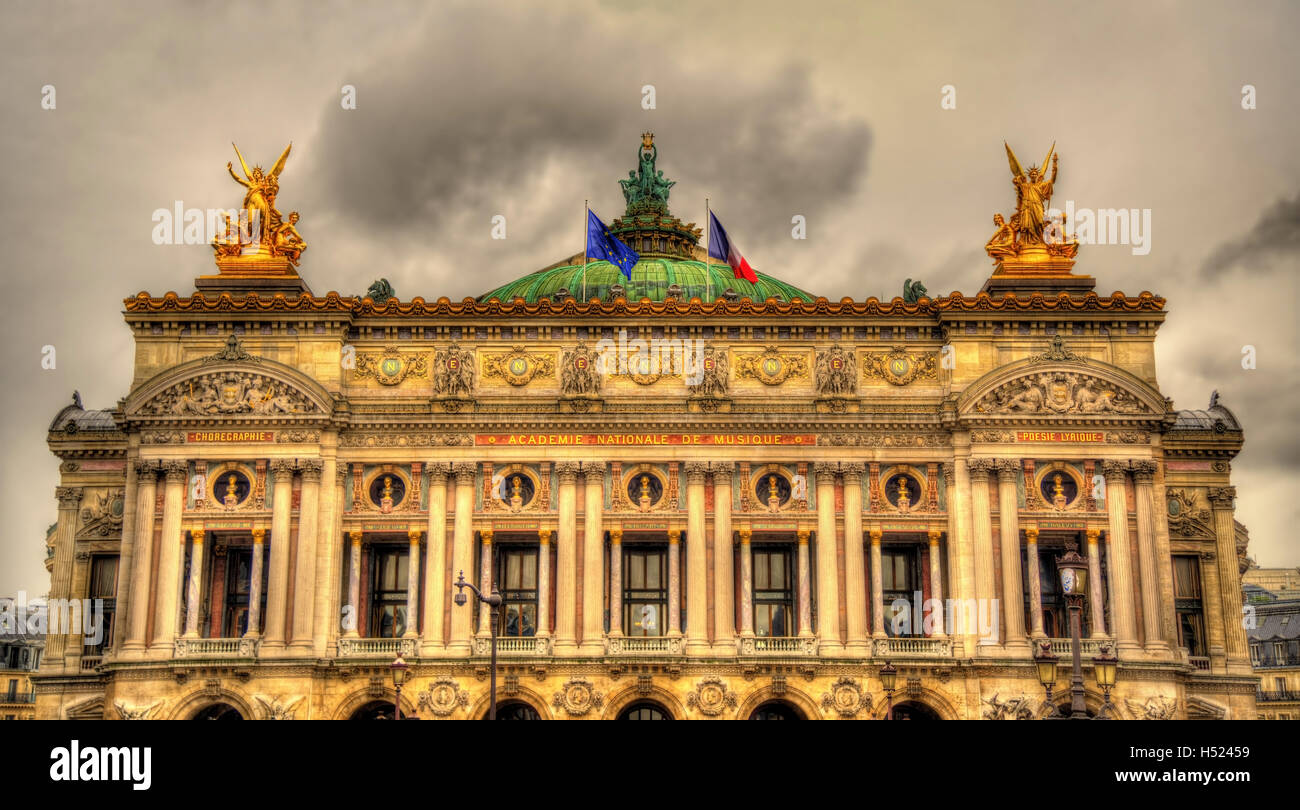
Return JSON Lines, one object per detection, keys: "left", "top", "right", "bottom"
{"left": 1034, "top": 641, "right": 1062, "bottom": 719}
{"left": 1093, "top": 644, "right": 1118, "bottom": 719}
{"left": 454, "top": 569, "right": 503, "bottom": 720}
{"left": 879, "top": 661, "right": 898, "bottom": 720}
{"left": 390, "top": 654, "right": 409, "bottom": 721}
{"left": 1056, "top": 546, "right": 1092, "bottom": 719}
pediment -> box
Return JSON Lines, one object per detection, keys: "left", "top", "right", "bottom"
{"left": 124, "top": 350, "right": 333, "bottom": 422}
{"left": 958, "top": 357, "right": 1167, "bottom": 420}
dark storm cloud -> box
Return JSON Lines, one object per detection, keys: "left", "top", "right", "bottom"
{"left": 1201, "top": 192, "right": 1300, "bottom": 278}
{"left": 300, "top": 3, "right": 871, "bottom": 267}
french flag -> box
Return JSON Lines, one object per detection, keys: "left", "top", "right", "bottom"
{"left": 708, "top": 211, "right": 758, "bottom": 283}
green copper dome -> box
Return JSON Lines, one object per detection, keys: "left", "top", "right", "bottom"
{"left": 478, "top": 257, "right": 815, "bottom": 304}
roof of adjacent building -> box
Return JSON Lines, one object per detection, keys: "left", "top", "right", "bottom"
{"left": 1249, "top": 602, "right": 1300, "bottom": 642}
{"left": 1173, "top": 391, "right": 1242, "bottom": 431}
{"left": 48, "top": 403, "right": 117, "bottom": 433}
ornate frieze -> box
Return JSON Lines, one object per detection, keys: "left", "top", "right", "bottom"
{"left": 481, "top": 346, "right": 555, "bottom": 387}
{"left": 552, "top": 678, "right": 603, "bottom": 717}
{"left": 821, "top": 676, "right": 870, "bottom": 718}
{"left": 862, "top": 346, "right": 939, "bottom": 386}
{"left": 417, "top": 678, "right": 470, "bottom": 717}
{"left": 78, "top": 489, "right": 124, "bottom": 536}
{"left": 974, "top": 371, "right": 1147, "bottom": 415}
{"left": 353, "top": 346, "right": 429, "bottom": 386}
{"left": 140, "top": 372, "right": 318, "bottom": 416}
{"left": 685, "top": 677, "right": 738, "bottom": 717}
{"left": 734, "top": 346, "right": 808, "bottom": 386}
{"left": 341, "top": 432, "right": 470, "bottom": 448}
{"left": 818, "top": 432, "right": 950, "bottom": 447}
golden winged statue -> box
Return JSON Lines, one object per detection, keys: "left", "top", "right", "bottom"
{"left": 217, "top": 142, "right": 304, "bottom": 263}
{"left": 987, "top": 142, "right": 1077, "bottom": 263}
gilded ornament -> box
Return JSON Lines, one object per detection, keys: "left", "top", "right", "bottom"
{"left": 354, "top": 346, "right": 429, "bottom": 386}
{"left": 734, "top": 346, "right": 807, "bottom": 386}
{"left": 863, "top": 346, "right": 939, "bottom": 386}
{"left": 481, "top": 346, "right": 556, "bottom": 387}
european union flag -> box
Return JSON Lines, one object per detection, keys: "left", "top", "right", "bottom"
{"left": 586, "top": 210, "right": 639, "bottom": 279}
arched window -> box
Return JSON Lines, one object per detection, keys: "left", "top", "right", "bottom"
{"left": 489, "top": 701, "right": 542, "bottom": 721}
{"left": 749, "top": 701, "right": 803, "bottom": 720}
{"left": 193, "top": 703, "right": 244, "bottom": 720}
{"left": 891, "top": 700, "right": 941, "bottom": 720}
{"left": 618, "top": 701, "right": 671, "bottom": 720}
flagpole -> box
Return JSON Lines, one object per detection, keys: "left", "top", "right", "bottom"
{"left": 582, "top": 199, "right": 589, "bottom": 302}
{"left": 705, "top": 197, "right": 712, "bottom": 303}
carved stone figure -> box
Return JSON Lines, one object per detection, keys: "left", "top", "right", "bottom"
{"left": 1126, "top": 696, "right": 1178, "bottom": 720}
{"left": 902, "top": 278, "right": 928, "bottom": 304}
{"left": 692, "top": 345, "right": 729, "bottom": 398}
{"left": 255, "top": 695, "right": 304, "bottom": 720}
{"left": 981, "top": 692, "right": 1036, "bottom": 720}
{"left": 141, "top": 372, "right": 315, "bottom": 416}
{"left": 976, "top": 371, "right": 1144, "bottom": 415}
{"left": 560, "top": 342, "right": 601, "bottom": 397}
{"left": 366, "top": 278, "right": 395, "bottom": 305}
{"left": 432, "top": 343, "right": 475, "bottom": 397}
{"left": 814, "top": 344, "right": 857, "bottom": 397}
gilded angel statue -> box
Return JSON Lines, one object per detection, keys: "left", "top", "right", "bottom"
{"left": 227, "top": 142, "right": 293, "bottom": 251}
{"left": 1004, "top": 142, "right": 1057, "bottom": 245}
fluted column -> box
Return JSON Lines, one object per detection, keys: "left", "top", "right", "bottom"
{"left": 928, "top": 529, "right": 946, "bottom": 637}
{"left": 110, "top": 457, "right": 139, "bottom": 656}
{"left": 813, "top": 463, "right": 842, "bottom": 653}
{"left": 344, "top": 530, "right": 362, "bottom": 638}
{"left": 581, "top": 464, "right": 606, "bottom": 653}
{"left": 950, "top": 455, "right": 979, "bottom": 653}
{"left": 869, "top": 527, "right": 885, "bottom": 637}
{"left": 796, "top": 528, "right": 813, "bottom": 637}
{"left": 1199, "top": 549, "right": 1227, "bottom": 670}
{"left": 1209, "top": 486, "right": 1250, "bottom": 674}
{"left": 325, "top": 467, "right": 346, "bottom": 650}
{"left": 182, "top": 527, "right": 204, "bottom": 638}
{"left": 1131, "top": 461, "right": 1166, "bottom": 652}
{"left": 1025, "top": 527, "right": 1044, "bottom": 638}
{"left": 448, "top": 462, "right": 477, "bottom": 654}
{"left": 667, "top": 528, "right": 682, "bottom": 637}
{"left": 406, "top": 527, "right": 422, "bottom": 638}
{"left": 1085, "top": 527, "right": 1106, "bottom": 637}
{"left": 477, "top": 528, "right": 493, "bottom": 636}
{"left": 607, "top": 528, "right": 621, "bottom": 637}
{"left": 422, "top": 464, "right": 450, "bottom": 653}
{"left": 685, "top": 462, "right": 709, "bottom": 654}
{"left": 290, "top": 459, "right": 322, "bottom": 649}
{"left": 246, "top": 528, "right": 266, "bottom": 638}
{"left": 311, "top": 455, "right": 338, "bottom": 656}
{"left": 261, "top": 459, "right": 295, "bottom": 650}
{"left": 711, "top": 465, "right": 735, "bottom": 650}
{"left": 1102, "top": 461, "right": 1139, "bottom": 652}
{"left": 122, "top": 464, "right": 158, "bottom": 655}
{"left": 843, "top": 464, "right": 868, "bottom": 653}
{"left": 150, "top": 462, "right": 188, "bottom": 652}
{"left": 554, "top": 462, "right": 580, "bottom": 653}
{"left": 995, "top": 460, "right": 1027, "bottom": 650}
{"left": 967, "top": 459, "right": 997, "bottom": 648}
{"left": 47, "top": 487, "right": 82, "bottom": 665}
{"left": 738, "top": 527, "right": 754, "bottom": 637}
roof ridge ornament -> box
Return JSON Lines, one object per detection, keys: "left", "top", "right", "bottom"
{"left": 203, "top": 334, "right": 262, "bottom": 365}
{"left": 1027, "top": 334, "right": 1085, "bottom": 365}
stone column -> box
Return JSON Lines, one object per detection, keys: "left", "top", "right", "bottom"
{"left": 1209, "top": 487, "right": 1251, "bottom": 674}
{"left": 111, "top": 457, "right": 139, "bottom": 656}
{"left": 667, "top": 528, "right": 683, "bottom": 637}
{"left": 712, "top": 464, "right": 735, "bottom": 650}
{"left": 950, "top": 455, "right": 979, "bottom": 653}
{"left": 149, "top": 462, "right": 188, "bottom": 653}
{"left": 122, "top": 464, "right": 158, "bottom": 655}
{"left": 1131, "top": 461, "right": 1166, "bottom": 652}
{"left": 344, "top": 530, "right": 362, "bottom": 638}
{"left": 325, "top": 467, "right": 347, "bottom": 650}
{"left": 581, "top": 465, "right": 606, "bottom": 654}
{"left": 1085, "top": 527, "right": 1106, "bottom": 638}
{"left": 448, "top": 462, "right": 477, "bottom": 654}
{"left": 796, "top": 528, "right": 813, "bottom": 637}
{"left": 995, "top": 459, "right": 1027, "bottom": 650}
{"left": 738, "top": 527, "right": 754, "bottom": 638}
{"left": 406, "top": 527, "right": 422, "bottom": 638}
{"left": 928, "top": 529, "right": 946, "bottom": 637}
{"left": 553, "top": 462, "right": 580, "bottom": 653}
{"left": 967, "top": 459, "right": 997, "bottom": 648}
{"left": 685, "top": 462, "right": 709, "bottom": 654}
{"left": 869, "top": 527, "right": 885, "bottom": 638}
{"left": 290, "top": 459, "right": 322, "bottom": 649}
{"left": 182, "top": 527, "right": 204, "bottom": 638}
{"left": 477, "top": 528, "right": 493, "bottom": 636}
{"left": 1102, "top": 461, "right": 1139, "bottom": 652}
{"left": 1025, "top": 527, "right": 1044, "bottom": 638}
{"left": 538, "top": 528, "right": 553, "bottom": 637}
{"left": 422, "top": 464, "right": 450, "bottom": 653}
{"left": 842, "top": 464, "right": 868, "bottom": 653}
{"left": 813, "top": 463, "right": 842, "bottom": 653}
{"left": 607, "top": 528, "right": 621, "bottom": 637}
{"left": 311, "top": 454, "right": 338, "bottom": 657}
{"left": 246, "top": 528, "right": 266, "bottom": 638}
{"left": 261, "top": 459, "right": 295, "bottom": 650}
{"left": 1198, "top": 550, "right": 1227, "bottom": 670}
{"left": 46, "top": 487, "right": 82, "bottom": 666}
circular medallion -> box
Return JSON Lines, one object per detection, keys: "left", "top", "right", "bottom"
{"left": 889, "top": 356, "right": 911, "bottom": 377}
{"left": 761, "top": 357, "right": 782, "bottom": 377}
{"left": 380, "top": 357, "right": 403, "bottom": 378}
{"left": 508, "top": 356, "right": 529, "bottom": 376}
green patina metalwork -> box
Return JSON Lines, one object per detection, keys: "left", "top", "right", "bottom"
{"left": 479, "top": 258, "right": 814, "bottom": 304}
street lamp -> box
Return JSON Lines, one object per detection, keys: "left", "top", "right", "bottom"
{"left": 879, "top": 661, "right": 898, "bottom": 720}
{"left": 1056, "top": 546, "right": 1092, "bottom": 719}
{"left": 1034, "top": 641, "right": 1062, "bottom": 719}
{"left": 453, "top": 570, "right": 503, "bottom": 720}
{"left": 390, "top": 654, "right": 409, "bottom": 721}
{"left": 1093, "top": 644, "right": 1118, "bottom": 719}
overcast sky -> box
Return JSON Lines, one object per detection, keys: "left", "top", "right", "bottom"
{"left": 1, "top": 0, "right": 1296, "bottom": 598}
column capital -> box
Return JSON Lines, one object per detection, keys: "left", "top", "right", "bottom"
{"left": 408, "top": 528, "right": 422, "bottom": 543}
{"left": 609, "top": 527, "right": 622, "bottom": 544}
{"left": 1025, "top": 526, "right": 1039, "bottom": 543}
{"left": 1084, "top": 527, "right": 1100, "bottom": 544}
{"left": 538, "top": 527, "right": 552, "bottom": 545}
{"left": 683, "top": 461, "right": 710, "bottom": 482}
{"left": 994, "top": 458, "right": 1020, "bottom": 481}
{"left": 298, "top": 458, "right": 323, "bottom": 481}
{"left": 927, "top": 528, "right": 941, "bottom": 544}
{"left": 582, "top": 464, "right": 605, "bottom": 483}
{"left": 812, "top": 461, "right": 839, "bottom": 479}
{"left": 134, "top": 459, "right": 161, "bottom": 478}
{"left": 841, "top": 463, "right": 865, "bottom": 483}
{"left": 942, "top": 461, "right": 955, "bottom": 481}
{"left": 711, "top": 463, "right": 734, "bottom": 484}
{"left": 737, "top": 526, "right": 752, "bottom": 544}
{"left": 55, "top": 486, "right": 82, "bottom": 509}
{"left": 796, "top": 528, "right": 810, "bottom": 544}
{"left": 162, "top": 461, "right": 189, "bottom": 482}
{"left": 668, "top": 528, "right": 681, "bottom": 544}
{"left": 1130, "top": 460, "right": 1158, "bottom": 482}
{"left": 555, "top": 462, "right": 581, "bottom": 483}
{"left": 349, "top": 529, "right": 363, "bottom": 544}
{"left": 966, "top": 458, "right": 995, "bottom": 477}
{"left": 868, "top": 527, "right": 882, "bottom": 544}
{"left": 451, "top": 462, "right": 478, "bottom": 484}
{"left": 335, "top": 466, "right": 348, "bottom": 487}
{"left": 480, "top": 528, "right": 494, "bottom": 544}
{"left": 426, "top": 462, "right": 452, "bottom": 484}
{"left": 188, "top": 526, "right": 205, "bottom": 541}
{"left": 252, "top": 527, "right": 266, "bottom": 543}
{"left": 1100, "top": 459, "right": 1130, "bottom": 481}
{"left": 1208, "top": 486, "right": 1237, "bottom": 509}
{"left": 270, "top": 459, "right": 296, "bottom": 481}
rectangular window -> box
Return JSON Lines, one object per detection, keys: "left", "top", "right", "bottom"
{"left": 1172, "top": 555, "right": 1206, "bottom": 658}
{"left": 1251, "top": 644, "right": 1261, "bottom": 667}
{"left": 496, "top": 546, "right": 538, "bottom": 637}
{"left": 1275, "top": 677, "right": 1286, "bottom": 693}
{"left": 882, "top": 547, "right": 920, "bottom": 637}
{"left": 1275, "top": 641, "right": 1287, "bottom": 665}
{"left": 623, "top": 547, "right": 666, "bottom": 637}
{"left": 752, "top": 547, "right": 793, "bottom": 637}
{"left": 85, "top": 556, "right": 118, "bottom": 655}
{"left": 223, "top": 547, "right": 268, "bottom": 637}
{"left": 369, "top": 547, "right": 409, "bottom": 638}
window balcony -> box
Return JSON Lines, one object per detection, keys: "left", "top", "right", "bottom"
{"left": 79, "top": 655, "right": 103, "bottom": 672}
{"left": 0, "top": 693, "right": 35, "bottom": 705}
{"left": 872, "top": 637, "right": 954, "bottom": 658}
{"left": 1189, "top": 656, "right": 1211, "bottom": 672}
{"left": 738, "top": 636, "right": 818, "bottom": 656}
{"left": 604, "top": 635, "right": 685, "bottom": 655}
{"left": 335, "top": 637, "right": 416, "bottom": 658}
{"left": 1256, "top": 690, "right": 1300, "bottom": 703}
{"left": 475, "top": 636, "right": 553, "bottom": 657}
{"left": 1043, "top": 638, "right": 1110, "bottom": 657}
{"left": 172, "top": 637, "right": 260, "bottom": 660}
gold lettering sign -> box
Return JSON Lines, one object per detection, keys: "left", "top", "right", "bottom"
{"left": 1014, "top": 431, "right": 1105, "bottom": 443}
{"left": 186, "top": 431, "right": 275, "bottom": 443}
{"left": 475, "top": 433, "right": 816, "bottom": 446}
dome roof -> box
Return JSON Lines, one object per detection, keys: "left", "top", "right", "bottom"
{"left": 479, "top": 257, "right": 815, "bottom": 304}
